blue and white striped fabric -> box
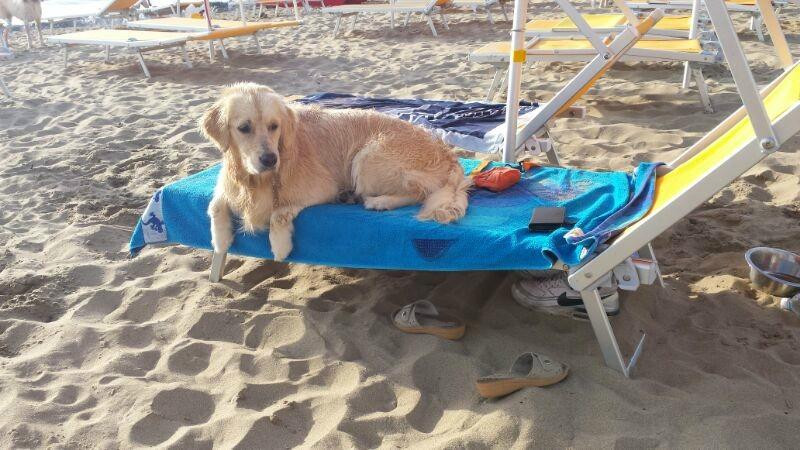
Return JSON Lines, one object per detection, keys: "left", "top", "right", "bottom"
{"left": 295, "top": 93, "right": 540, "bottom": 154}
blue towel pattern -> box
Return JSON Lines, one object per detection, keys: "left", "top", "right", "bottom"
{"left": 295, "top": 93, "right": 539, "bottom": 153}
{"left": 129, "top": 159, "right": 660, "bottom": 271}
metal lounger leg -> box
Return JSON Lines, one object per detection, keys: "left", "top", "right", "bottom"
{"left": 62, "top": 44, "right": 68, "bottom": 69}
{"left": 753, "top": 14, "right": 764, "bottom": 41}
{"left": 403, "top": 12, "right": 411, "bottom": 26}
{"left": 426, "top": 15, "right": 438, "bottom": 36}
{"left": 391, "top": 11, "right": 395, "bottom": 28}
{"left": 252, "top": 33, "right": 262, "bottom": 54}
{"left": 219, "top": 40, "right": 229, "bottom": 59}
{"left": 0, "top": 77, "right": 11, "bottom": 99}
{"left": 208, "top": 40, "right": 215, "bottom": 63}
{"left": 209, "top": 251, "right": 228, "bottom": 282}
{"left": 581, "top": 288, "right": 646, "bottom": 378}
{"left": 486, "top": 7, "right": 494, "bottom": 24}
{"left": 640, "top": 242, "right": 666, "bottom": 288}
{"left": 693, "top": 68, "right": 713, "bottom": 113}
{"left": 136, "top": 50, "right": 151, "bottom": 78}
{"left": 333, "top": 16, "right": 342, "bottom": 36}
{"left": 544, "top": 128, "right": 562, "bottom": 165}
{"left": 500, "top": 0, "right": 508, "bottom": 21}
{"left": 181, "top": 44, "right": 193, "bottom": 68}
{"left": 486, "top": 67, "right": 505, "bottom": 101}
{"left": 440, "top": 10, "right": 449, "bottom": 29}
{"left": 105, "top": 45, "right": 111, "bottom": 62}
{"left": 350, "top": 14, "right": 357, "bottom": 33}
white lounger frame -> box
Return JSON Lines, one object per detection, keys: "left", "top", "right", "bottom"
{"left": 323, "top": 0, "right": 449, "bottom": 37}
{"left": 503, "top": 0, "right": 796, "bottom": 376}
{"left": 0, "top": 76, "right": 11, "bottom": 99}
{"left": 46, "top": 33, "right": 193, "bottom": 78}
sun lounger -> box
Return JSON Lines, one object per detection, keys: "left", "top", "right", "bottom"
{"left": 45, "top": 29, "right": 195, "bottom": 78}
{"left": 525, "top": 13, "right": 695, "bottom": 37}
{"left": 125, "top": 17, "right": 300, "bottom": 60}
{"left": 469, "top": 36, "right": 717, "bottom": 112}
{"left": 321, "top": 0, "right": 450, "bottom": 37}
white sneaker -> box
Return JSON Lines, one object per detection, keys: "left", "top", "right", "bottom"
{"left": 512, "top": 272, "right": 619, "bottom": 319}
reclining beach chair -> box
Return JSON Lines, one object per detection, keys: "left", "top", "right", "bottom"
{"left": 499, "top": 0, "right": 799, "bottom": 375}
{"left": 321, "top": 0, "right": 450, "bottom": 37}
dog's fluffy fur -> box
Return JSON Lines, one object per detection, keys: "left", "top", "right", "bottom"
{"left": 201, "top": 83, "right": 470, "bottom": 261}
{"left": 0, "top": 0, "right": 44, "bottom": 50}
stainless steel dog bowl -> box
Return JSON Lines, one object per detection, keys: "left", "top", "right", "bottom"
{"left": 745, "top": 247, "right": 800, "bottom": 297}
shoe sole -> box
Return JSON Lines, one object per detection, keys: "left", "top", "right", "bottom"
{"left": 512, "top": 283, "right": 619, "bottom": 317}
{"left": 476, "top": 368, "right": 570, "bottom": 398}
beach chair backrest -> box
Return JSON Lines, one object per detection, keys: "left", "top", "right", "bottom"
{"left": 570, "top": 62, "right": 800, "bottom": 291}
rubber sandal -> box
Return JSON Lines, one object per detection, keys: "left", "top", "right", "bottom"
{"left": 391, "top": 300, "right": 465, "bottom": 340}
{"left": 476, "top": 352, "right": 569, "bottom": 398}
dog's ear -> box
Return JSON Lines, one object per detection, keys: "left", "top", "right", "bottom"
{"left": 278, "top": 103, "right": 297, "bottom": 156}
{"left": 200, "top": 101, "right": 229, "bottom": 152}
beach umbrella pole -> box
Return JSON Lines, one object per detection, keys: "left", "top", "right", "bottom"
{"left": 501, "top": 0, "right": 529, "bottom": 163}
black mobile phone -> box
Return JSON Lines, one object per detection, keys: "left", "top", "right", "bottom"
{"left": 528, "top": 207, "right": 566, "bottom": 232}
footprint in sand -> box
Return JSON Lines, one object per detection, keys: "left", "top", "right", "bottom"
{"left": 129, "top": 388, "right": 215, "bottom": 446}
{"left": 167, "top": 341, "right": 214, "bottom": 376}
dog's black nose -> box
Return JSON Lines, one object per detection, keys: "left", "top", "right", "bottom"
{"left": 259, "top": 153, "right": 277, "bottom": 169}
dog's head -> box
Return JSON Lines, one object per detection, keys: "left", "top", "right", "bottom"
{"left": 200, "top": 82, "right": 296, "bottom": 176}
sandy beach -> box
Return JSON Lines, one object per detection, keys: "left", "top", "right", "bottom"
{"left": 1, "top": 2, "right": 800, "bottom": 447}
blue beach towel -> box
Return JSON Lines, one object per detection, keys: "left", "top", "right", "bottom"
{"left": 129, "top": 160, "right": 661, "bottom": 271}
{"left": 295, "top": 94, "right": 539, "bottom": 154}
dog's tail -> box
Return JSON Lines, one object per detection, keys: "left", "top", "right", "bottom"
{"left": 417, "top": 165, "right": 471, "bottom": 224}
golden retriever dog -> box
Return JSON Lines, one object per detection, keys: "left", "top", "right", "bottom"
{"left": 0, "top": 0, "right": 44, "bottom": 50}
{"left": 200, "top": 83, "right": 470, "bottom": 261}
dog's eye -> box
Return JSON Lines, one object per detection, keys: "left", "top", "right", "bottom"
{"left": 238, "top": 123, "right": 251, "bottom": 134}
{"left": 268, "top": 123, "right": 279, "bottom": 132}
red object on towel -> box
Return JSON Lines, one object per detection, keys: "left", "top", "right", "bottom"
{"left": 473, "top": 167, "right": 521, "bottom": 192}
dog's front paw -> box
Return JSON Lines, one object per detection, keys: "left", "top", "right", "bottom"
{"left": 364, "top": 196, "right": 391, "bottom": 211}
{"left": 269, "top": 230, "right": 293, "bottom": 262}
{"left": 211, "top": 230, "right": 234, "bottom": 255}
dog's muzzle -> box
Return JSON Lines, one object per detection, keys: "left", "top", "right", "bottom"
{"left": 259, "top": 152, "right": 278, "bottom": 170}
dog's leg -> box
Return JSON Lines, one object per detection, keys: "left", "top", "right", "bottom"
{"left": 23, "top": 21, "right": 32, "bottom": 50}
{"left": 208, "top": 195, "right": 235, "bottom": 256}
{"left": 35, "top": 18, "right": 44, "bottom": 47}
{"left": 269, "top": 206, "right": 299, "bottom": 262}
{"left": 363, "top": 195, "right": 418, "bottom": 211}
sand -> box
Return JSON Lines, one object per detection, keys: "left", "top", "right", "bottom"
{"left": 1, "top": 3, "right": 799, "bottom": 448}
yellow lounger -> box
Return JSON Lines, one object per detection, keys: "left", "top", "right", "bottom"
{"left": 469, "top": 37, "right": 715, "bottom": 110}
{"left": 126, "top": 17, "right": 300, "bottom": 61}
{"left": 525, "top": 13, "right": 692, "bottom": 37}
